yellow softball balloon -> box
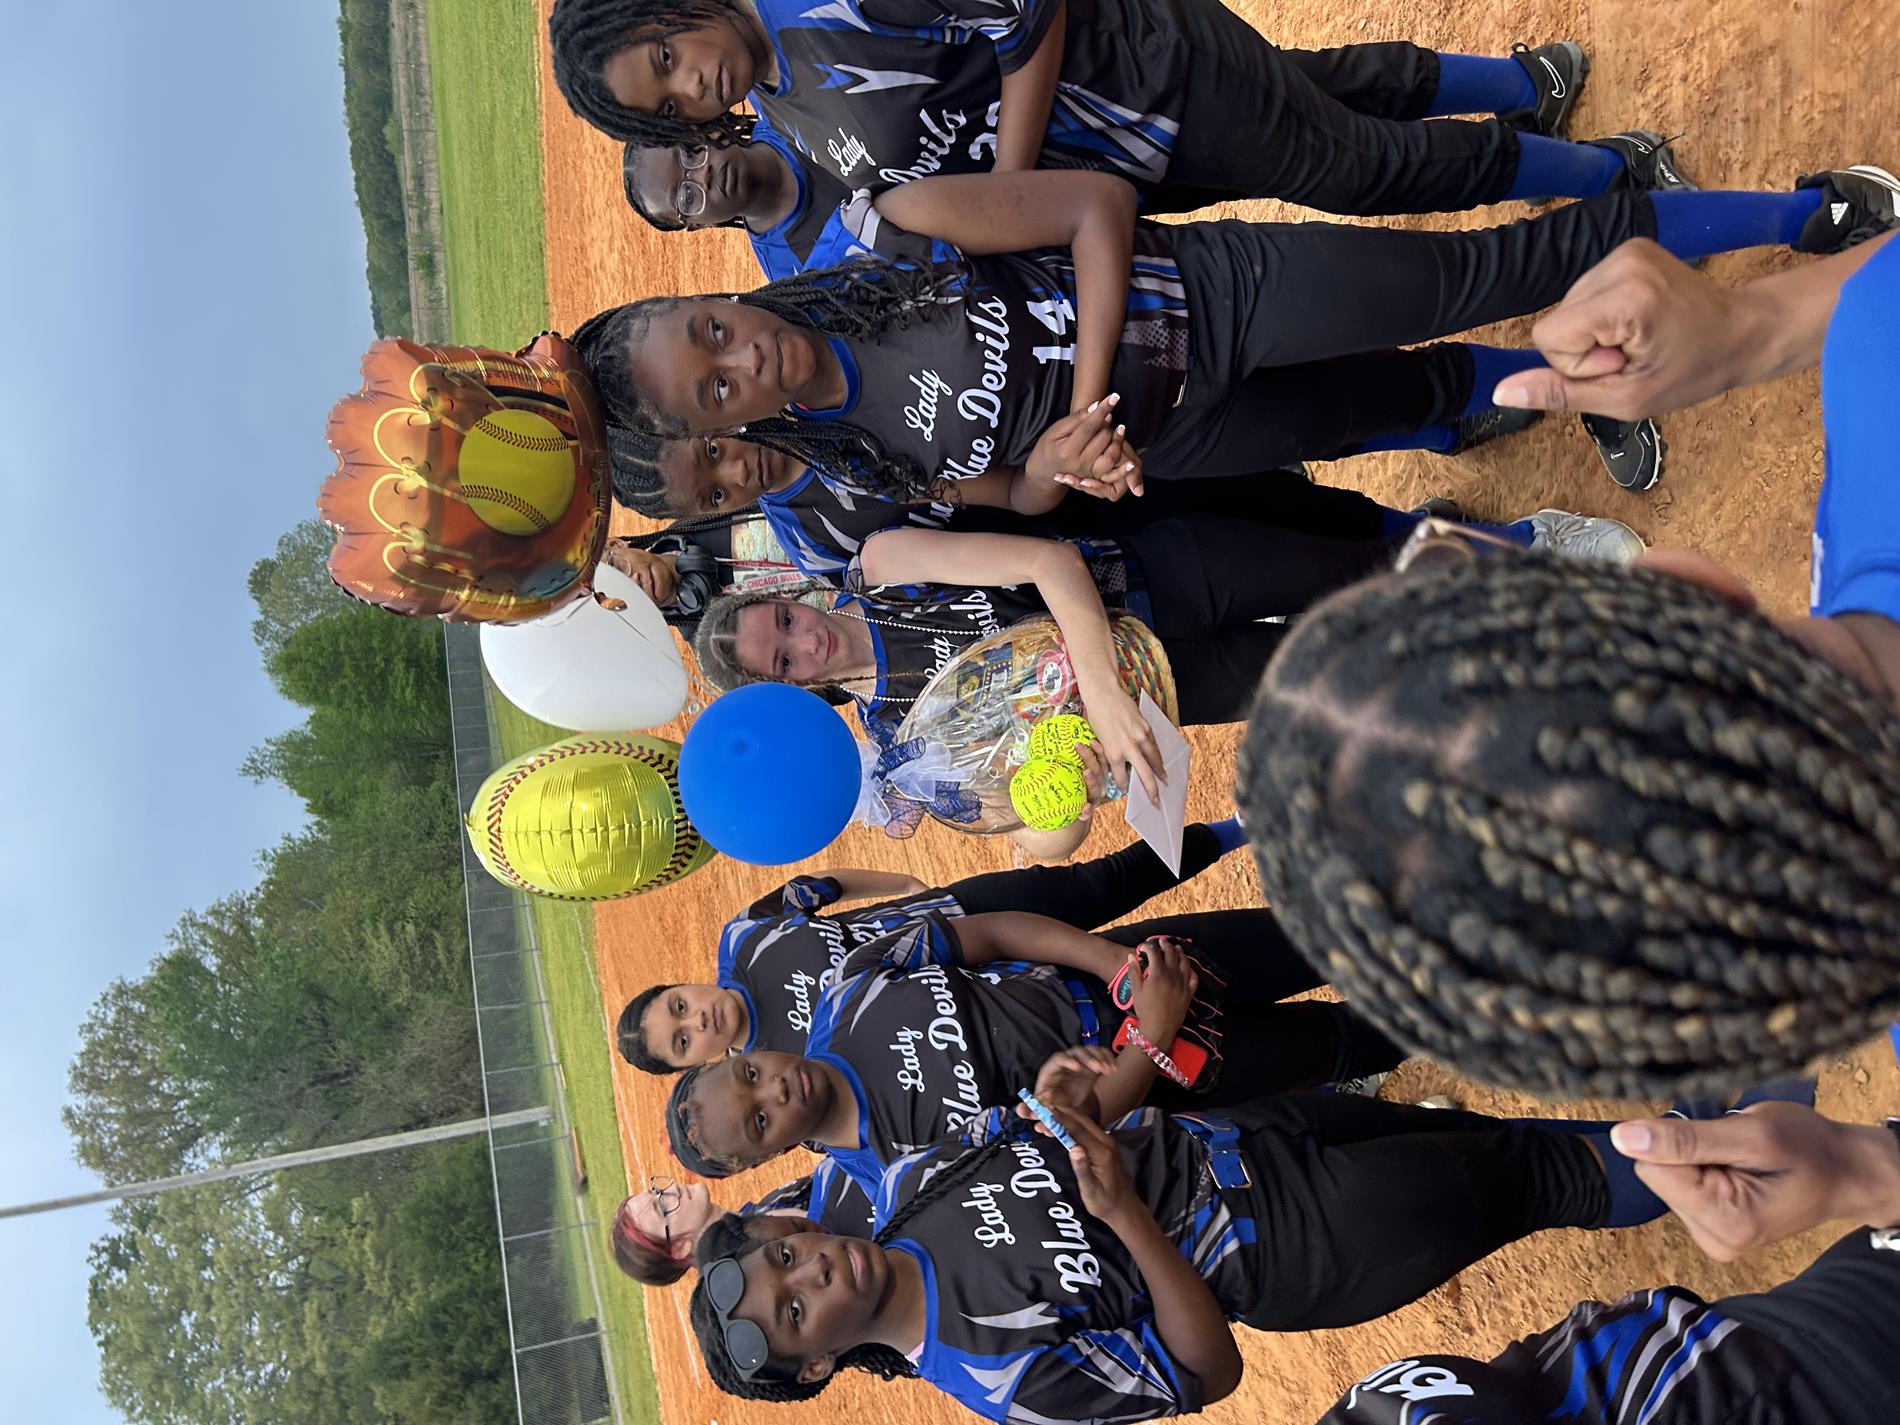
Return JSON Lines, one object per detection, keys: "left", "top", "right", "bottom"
{"left": 456, "top": 409, "right": 578, "bottom": 536}
{"left": 466, "top": 735, "right": 715, "bottom": 900}
{"left": 1027, "top": 713, "right": 1096, "bottom": 768}
{"left": 1009, "top": 757, "right": 1088, "bottom": 831}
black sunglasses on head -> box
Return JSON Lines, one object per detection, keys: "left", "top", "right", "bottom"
{"left": 706, "top": 1256, "right": 770, "bottom": 1379}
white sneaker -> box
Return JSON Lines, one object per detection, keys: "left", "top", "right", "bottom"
{"left": 1526, "top": 509, "right": 1646, "bottom": 564}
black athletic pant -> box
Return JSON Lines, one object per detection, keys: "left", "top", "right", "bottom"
{"left": 939, "top": 824, "right": 1224, "bottom": 923}
{"left": 1143, "top": 193, "right": 1660, "bottom": 478}
{"left": 1095, "top": 910, "right": 1405, "bottom": 1095}
{"left": 1143, "top": 4, "right": 1515, "bottom": 218}
{"left": 1119, "top": 514, "right": 1405, "bottom": 722}
{"left": 1721, "top": 1232, "right": 1900, "bottom": 1424}
{"left": 947, "top": 466, "right": 1389, "bottom": 542}
{"left": 1228, "top": 1092, "right": 1610, "bottom": 1330}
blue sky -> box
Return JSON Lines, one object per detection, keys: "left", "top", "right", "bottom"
{"left": 0, "top": 3, "right": 374, "bottom": 1416}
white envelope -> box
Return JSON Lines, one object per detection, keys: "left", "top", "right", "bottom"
{"left": 1122, "top": 692, "right": 1191, "bottom": 875}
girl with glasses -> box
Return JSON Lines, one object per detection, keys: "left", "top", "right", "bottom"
{"left": 611, "top": 1159, "right": 874, "bottom": 1286}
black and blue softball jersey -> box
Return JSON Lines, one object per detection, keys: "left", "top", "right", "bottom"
{"left": 803, "top": 915, "right": 1089, "bottom": 1196}
{"left": 717, "top": 873, "right": 965, "bottom": 1056}
{"left": 757, "top": 459, "right": 958, "bottom": 577}
{"left": 1315, "top": 1288, "right": 1831, "bottom": 1425}
{"left": 748, "top": 0, "right": 1189, "bottom": 195}
{"left": 794, "top": 236, "right": 1189, "bottom": 481}
{"left": 746, "top": 112, "right": 955, "bottom": 283}
{"left": 742, "top": 1154, "right": 878, "bottom": 1238}
{"left": 870, "top": 1104, "right": 1257, "bottom": 1424}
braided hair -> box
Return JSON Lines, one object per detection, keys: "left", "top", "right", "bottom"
{"left": 615, "top": 985, "right": 677, "bottom": 1074}
{"left": 548, "top": 0, "right": 757, "bottom": 147}
{"left": 567, "top": 259, "right": 969, "bottom": 503}
{"left": 666, "top": 1064, "right": 745, "bottom": 1177}
{"left": 688, "top": 1135, "right": 1013, "bottom": 1399}
{"left": 1239, "top": 554, "right": 1900, "bottom": 1100}
{"left": 603, "top": 421, "right": 773, "bottom": 545}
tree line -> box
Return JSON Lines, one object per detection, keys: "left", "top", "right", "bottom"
{"left": 67, "top": 521, "right": 513, "bottom": 1423}
{"left": 339, "top": 0, "right": 416, "bottom": 335}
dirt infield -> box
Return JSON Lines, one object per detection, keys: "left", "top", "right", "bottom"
{"left": 529, "top": 0, "right": 1900, "bottom": 1418}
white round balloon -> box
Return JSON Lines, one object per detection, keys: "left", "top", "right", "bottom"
{"left": 479, "top": 565, "right": 688, "bottom": 731}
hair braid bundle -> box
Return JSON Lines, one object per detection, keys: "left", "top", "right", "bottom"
{"left": 1241, "top": 555, "right": 1900, "bottom": 1098}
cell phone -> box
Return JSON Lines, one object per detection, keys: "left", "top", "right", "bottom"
{"left": 1110, "top": 1017, "right": 1211, "bottom": 1087}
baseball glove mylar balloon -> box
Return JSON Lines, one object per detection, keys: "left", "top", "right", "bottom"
{"left": 320, "top": 333, "right": 612, "bottom": 623}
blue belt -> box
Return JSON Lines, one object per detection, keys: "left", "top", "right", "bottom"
{"left": 1172, "top": 1111, "right": 1252, "bottom": 1190}
{"left": 1065, "top": 978, "right": 1100, "bottom": 1046}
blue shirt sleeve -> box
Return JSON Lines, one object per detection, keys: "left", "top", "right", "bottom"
{"left": 857, "top": 0, "right": 1057, "bottom": 72}
{"left": 1812, "top": 236, "right": 1900, "bottom": 619}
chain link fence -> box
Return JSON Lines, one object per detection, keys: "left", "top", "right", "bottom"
{"left": 446, "top": 622, "right": 623, "bottom": 1425}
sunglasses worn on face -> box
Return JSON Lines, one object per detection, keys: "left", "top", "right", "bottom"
{"left": 1391, "top": 516, "right": 1527, "bottom": 575}
{"left": 706, "top": 1255, "right": 770, "bottom": 1379}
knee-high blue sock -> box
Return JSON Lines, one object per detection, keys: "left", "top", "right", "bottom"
{"left": 1650, "top": 189, "right": 1824, "bottom": 261}
{"left": 1204, "top": 815, "right": 1246, "bottom": 856}
{"left": 1377, "top": 505, "right": 1535, "bottom": 546}
{"left": 1505, "top": 134, "right": 1624, "bottom": 200}
{"left": 1428, "top": 53, "right": 1537, "bottom": 116}
{"left": 1585, "top": 1129, "right": 1668, "bottom": 1227}
{"left": 1463, "top": 346, "right": 1548, "bottom": 416}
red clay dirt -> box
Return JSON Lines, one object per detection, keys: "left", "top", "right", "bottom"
{"left": 526, "top": 1, "right": 1900, "bottom": 1419}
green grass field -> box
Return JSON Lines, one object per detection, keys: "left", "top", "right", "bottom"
{"left": 489, "top": 695, "right": 661, "bottom": 1425}
{"left": 423, "top": 3, "right": 656, "bottom": 1409}
{"left": 423, "top": 0, "right": 550, "bottom": 345}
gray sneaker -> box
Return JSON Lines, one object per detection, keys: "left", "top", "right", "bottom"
{"left": 1329, "top": 1072, "right": 1389, "bottom": 1099}
{"left": 1526, "top": 509, "right": 1646, "bottom": 564}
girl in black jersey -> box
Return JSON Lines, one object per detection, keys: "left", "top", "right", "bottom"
{"left": 612, "top": 423, "right": 1462, "bottom": 582}
{"left": 683, "top": 1089, "right": 1668, "bottom": 1419}
{"left": 665, "top": 911, "right": 1405, "bottom": 1193}
{"left": 570, "top": 168, "right": 1858, "bottom": 484}
{"left": 550, "top": 0, "right": 1666, "bottom": 222}
{"left": 687, "top": 513, "right": 1638, "bottom": 826}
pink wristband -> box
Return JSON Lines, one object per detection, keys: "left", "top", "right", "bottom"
{"left": 1124, "top": 1022, "right": 1191, "bottom": 1089}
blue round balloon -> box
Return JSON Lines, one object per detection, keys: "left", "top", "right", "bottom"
{"left": 678, "top": 685, "right": 861, "bottom": 864}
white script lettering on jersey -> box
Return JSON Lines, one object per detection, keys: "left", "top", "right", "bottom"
{"left": 883, "top": 965, "right": 984, "bottom": 1127}
{"left": 878, "top": 107, "right": 972, "bottom": 185}
{"left": 951, "top": 1137, "right": 1106, "bottom": 1294}
{"left": 783, "top": 967, "right": 821, "bottom": 1034}
{"left": 827, "top": 127, "right": 873, "bottom": 178}
{"left": 1344, "top": 1360, "right": 1476, "bottom": 1410}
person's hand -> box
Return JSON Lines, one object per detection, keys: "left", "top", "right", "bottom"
{"left": 1054, "top": 422, "right": 1144, "bottom": 501}
{"left": 1126, "top": 936, "right": 1197, "bottom": 1046}
{"left": 1492, "top": 239, "right": 1754, "bottom": 420}
{"left": 1016, "top": 1046, "right": 1117, "bottom": 1127}
{"left": 1076, "top": 683, "right": 1160, "bottom": 803}
{"left": 1029, "top": 396, "right": 1143, "bottom": 499}
{"left": 602, "top": 541, "right": 681, "bottom": 607}
{"left": 1048, "top": 1100, "right": 1136, "bottom": 1223}
{"left": 1611, "top": 1102, "right": 1900, "bottom": 1260}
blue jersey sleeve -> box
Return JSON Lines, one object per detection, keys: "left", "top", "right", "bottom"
{"left": 857, "top": 0, "right": 1058, "bottom": 72}
{"left": 1812, "top": 235, "right": 1900, "bottom": 619}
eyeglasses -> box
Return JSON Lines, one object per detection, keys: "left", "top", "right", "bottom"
{"left": 1391, "top": 516, "right": 1527, "bottom": 576}
{"left": 705, "top": 1256, "right": 771, "bottom": 1379}
{"left": 648, "top": 1176, "right": 683, "bottom": 1244}
{"left": 673, "top": 145, "right": 712, "bottom": 219}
